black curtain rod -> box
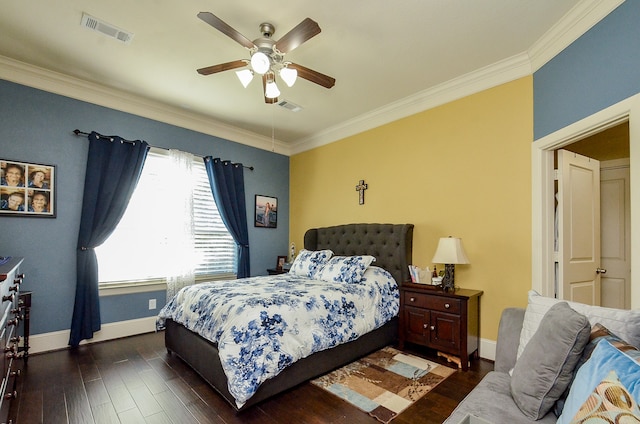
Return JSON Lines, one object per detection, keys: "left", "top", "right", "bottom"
{"left": 73, "top": 129, "right": 254, "bottom": 171}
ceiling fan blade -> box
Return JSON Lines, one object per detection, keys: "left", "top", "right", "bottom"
{"left": 288, "top": 63, "right": 335, "bottom": 89}
{"left": 197, "top": 60, "right": 247, "bottom": 75}
{"left": 262, "top": 74, "right": 278, "bottom": 104}
{"left": 274, "top": 18, "right": 321, "bottom": 54}
{"left": 197, "top": 12, "right": 255, "bottom": 50}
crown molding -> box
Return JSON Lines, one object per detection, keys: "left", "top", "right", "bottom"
{"left": 528, "top": 0, "right": 624, "bottom": 72}
{"left": 0, "top": 0, "right": 620, "bottom": 157}
{"left": 0, "top": 56, "right": 290, "bottom": 155}
{"left": 290, "top": 52, "right": 532, "bottom": 155}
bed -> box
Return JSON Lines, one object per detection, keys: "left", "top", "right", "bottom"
{"left": 158, "top": 223, "right": 414, "bottom": 410}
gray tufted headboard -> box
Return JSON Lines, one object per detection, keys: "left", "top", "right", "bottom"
{"left": 303, "top": 223, "right": 414, "bottom": 285}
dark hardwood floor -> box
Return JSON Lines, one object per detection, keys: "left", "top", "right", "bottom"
{"left": 9, "top": 332, "right": 492, "bottom": 423}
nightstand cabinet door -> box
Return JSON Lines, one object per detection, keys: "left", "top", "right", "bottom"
{"left": 399, "top": 284, "right": 482, "bottom": 371}
{"left": 403, "top": 306, "right": 430, "bottom": 345}
{"left": 429, "top": 310, "right": 461, "bottom": 350}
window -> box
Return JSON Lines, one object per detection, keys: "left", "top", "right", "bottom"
{"left": 96, "top": 148, "right": 237, "bottom": 286}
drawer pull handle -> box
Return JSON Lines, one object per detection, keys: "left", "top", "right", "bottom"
{"left": 4, "top": 390, "right": 17, "bottom": 400}
{"left": 444, "top": 303, "right": 450, "bottom": 309}
{"left": 410, "top": 297, "right": 416, "bottom": 302}
{"left": 430, "top": 325, "right": 436, "bottom": 330}
{"left": 423, "top": 324, "right": 428, "bottom": 329}
{"left": 2, "top": 294, "right": 14, "bottom": 302}
{"left": 16, "top": 273, "right": 25, "bottom": 279}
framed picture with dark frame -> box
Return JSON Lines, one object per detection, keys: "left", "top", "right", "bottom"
{"left": 1, "top": 159, "right": 56, "bottom": 218}
{"left": 254, "top": 194, "right": 277, "bottom": 228}
{"left": 276, "top": 255, "right": 287, "bottom": 271}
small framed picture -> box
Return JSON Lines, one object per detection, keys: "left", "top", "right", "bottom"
{"left": 276, "top": 255, "right": 287, "bottom": 271}
{"left": 255, "top": 194, "right": 277, "bottom": 228}
{"left": 1, "top": 159, "right": 56, "bottom": 218}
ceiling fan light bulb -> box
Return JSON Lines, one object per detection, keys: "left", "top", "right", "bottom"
{"left": 265, "top": 80, "right": 280, "bottom": 99}
{"left": 250, "top": 51, "right": 270, "bottom": 74}
{"left": 235, "top": 69, "right": 254, "bottom": 88}
{"left": 280, "top": 67, "right": 297, "bottom": 87}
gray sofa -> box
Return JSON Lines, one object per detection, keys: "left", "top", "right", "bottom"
{"left": 444, "top": 307, "right": 557, "bottom": 424}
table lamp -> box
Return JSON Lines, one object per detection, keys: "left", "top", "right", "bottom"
{"left": 432, "top": 236, "right": 470, "bottom": 292}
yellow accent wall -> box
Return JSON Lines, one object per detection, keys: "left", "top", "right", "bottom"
{"left": 290, "top": 76, "right": 533, "bottom": 341}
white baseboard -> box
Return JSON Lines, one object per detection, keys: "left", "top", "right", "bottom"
{"left": 29, "top": 316, "right": 158, "bottom": 354}
{"left": 29, "top": 319, "right": 499, "bottom": 364}
{"left": 479, "top": 338, "right": 497, "bottom": 362}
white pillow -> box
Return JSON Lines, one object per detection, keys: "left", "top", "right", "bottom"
{"left": 289, "top": 249, "right": 333, "bottom": 279}
{"left": 517, "top": 290, "right": 640, "bottom": 360}
{"left": 315, "top": 255, "right": 376, "bottom": 283}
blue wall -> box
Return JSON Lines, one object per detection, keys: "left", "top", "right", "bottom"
{"left": 534, "top": 1, "right": 640, "bottom": 139}
{"left": 0, "top": 79, "right": 290, "bottom": 335}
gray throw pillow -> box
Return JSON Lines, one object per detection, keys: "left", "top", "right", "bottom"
{"left": 510, "top": 301, "right": 590, "bottom": 420}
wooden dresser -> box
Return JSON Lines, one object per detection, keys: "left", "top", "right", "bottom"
{"left": 399, "top": 283, "right": 482, "bottom": 371}
{"left": 0, "top": 257, "right": 27, "bottom": 424}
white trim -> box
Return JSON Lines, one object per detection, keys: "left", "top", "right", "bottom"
{"left": 0, "top": 56, "right": 290, "bottom": 155}
{"left": 532, "top": 93, "right": 640, "bottom": 308}
{"left": 479, "top": 338, "right": 497, "bottom": 362}
{"left": 29, "top": 316, "right": 157, "bottom": 354}
{"left": 528, "top": 0, "right": 624, "bottom": 72}
{"left": 290, "top": 53, "right": 532, "bottom": 155}
{"left": 0, "top": 1, "right": 617, "bottom": 157}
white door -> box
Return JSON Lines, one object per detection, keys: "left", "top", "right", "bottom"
{"left": 557, "top": 150, "right": 601, "bottom": 305}
{"left": 600, "top": 160, "right": 631, "bottom": 309}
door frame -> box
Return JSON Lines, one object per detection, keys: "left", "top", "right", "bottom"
{"left": 532, "top": 93, "right": 640, "bottom": 308}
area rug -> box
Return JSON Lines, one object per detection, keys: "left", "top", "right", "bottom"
{"left": 311, "top": 346, "right": 456, "bottom": 423}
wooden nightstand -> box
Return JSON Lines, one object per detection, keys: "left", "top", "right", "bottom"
{"left": 267, "top": 268, "right": 287, "bottom": 275}
{"left": 398, "top": 283, "right": 483, "bottom": 371}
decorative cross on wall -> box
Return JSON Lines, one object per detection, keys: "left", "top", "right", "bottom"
{"left": 355, "top": 179, "right": 368, "bottom": 205}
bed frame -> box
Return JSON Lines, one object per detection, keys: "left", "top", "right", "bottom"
{"left": 164, "top": 223, "right": 414, "bottom": 410}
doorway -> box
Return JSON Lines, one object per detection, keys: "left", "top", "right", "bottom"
{"left": 555, "top": 123, "right": 630, "bottom": 309}
{"left": 531, "top": 93, "right": 640, "bottom": 309}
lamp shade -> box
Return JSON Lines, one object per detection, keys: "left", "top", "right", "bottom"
{"left": 265, "top": 73, "right": 281, "bottom": 98}
{"left": 432, "top": 237, "right": 470, "bottom": 265}
{"left": 235, "top": 69, "right": 254, "bottom": 88}
{"left": 280, "top": 67, "right": 297, "bottom": 87}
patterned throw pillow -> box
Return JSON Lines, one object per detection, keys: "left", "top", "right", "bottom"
{"left": 557, "top": 340, "right": 640, "bottom": 424}
{"left": 568, "top": 370, "right": 640, "bottom": 423}
{"left": 555, "top": 323, "right": 640, "bottom": 416}
{"left": 315, "top": 255, "right": 376, "bottom": 283}
{"left": 289, "top": 249, "right": 333, "bottom": 279}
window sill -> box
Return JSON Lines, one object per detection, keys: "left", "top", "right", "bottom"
{"left": 98, "top": 273, "right": 237, "bottom": 297}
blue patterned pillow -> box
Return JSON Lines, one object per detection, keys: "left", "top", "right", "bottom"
{"left": 315, "top": 255, "right": 376, "bottom": 284}
{"left": 289, "top": 249, "right": 333, "bottom": 279}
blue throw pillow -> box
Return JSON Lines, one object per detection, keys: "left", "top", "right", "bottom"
{"left": 557, "top": 339, "right": 640, "bottom": 424}
{"left": 315, "top": 255, "right": 376, "bottom": 283}
{"left": 289, "top": 249, "right": 333, "bottom": 279}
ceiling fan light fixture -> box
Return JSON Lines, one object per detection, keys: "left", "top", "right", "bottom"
{"left": 265, "top": 73, "right": 281, "bottom": 99}
{"left": 280, "top": 67, "right": 297, "bottom": 87}
{"left": 235, "top": 69, "right": 254, "bottom": 88}
{"left": 250, "top": 51, "right": 270, "bottom": 74}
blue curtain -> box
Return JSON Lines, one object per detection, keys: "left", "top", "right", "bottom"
{"left": 69, "top": 132, "right": 149, "bottom": 347}
{"left": 204, "top": 157, "right": 250, "bottom": 278}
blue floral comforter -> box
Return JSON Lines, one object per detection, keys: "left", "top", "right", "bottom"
{"left": 156, "top": 266, "right": 399, "bottom": 408}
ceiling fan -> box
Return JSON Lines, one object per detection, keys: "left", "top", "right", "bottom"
{"left": 196, "top": 12, "right": 336, "bottom": 104}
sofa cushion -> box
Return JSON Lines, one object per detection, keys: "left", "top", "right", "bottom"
{"left": 557, "top": 339, "right": 640, "bottom": 424}
{"left": 510, "top": 302, "right": 590, "bottom": 420}
{"left": 443, "top": 372, "right": 557, "bottom": 424}
{"left": 517, "top": 290, "right": 640, "bottom": 361}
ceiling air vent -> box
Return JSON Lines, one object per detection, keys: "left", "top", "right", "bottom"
{"left": 81, "top": 13, "right": 134, "bottom": 44}
{"left": 277, "top": 100, "right": 302, "bottom": 112}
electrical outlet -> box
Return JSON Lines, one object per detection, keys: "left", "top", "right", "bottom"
{"left": 149, "top": 298, "right": 157, "bottom": 310}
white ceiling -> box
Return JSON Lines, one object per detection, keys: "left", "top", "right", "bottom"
{"left": 0, "top": 1, "right": 622, "bottom": 154}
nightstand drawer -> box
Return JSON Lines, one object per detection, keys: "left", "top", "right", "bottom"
{"left": 403, "top": 291, "right": 461, "bottom": 313}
